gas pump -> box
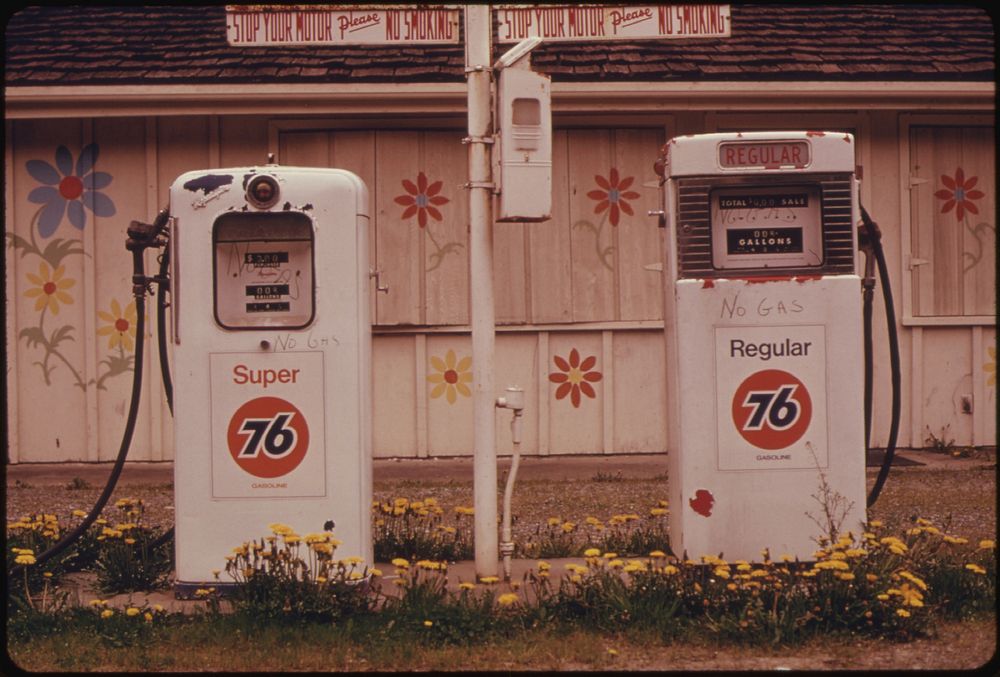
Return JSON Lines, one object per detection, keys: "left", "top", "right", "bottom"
{"left": 656, "top": 131, "right": 868, "bottom": 562}
{"left": 169, "top": 165, "right": 372, "bottom": 595}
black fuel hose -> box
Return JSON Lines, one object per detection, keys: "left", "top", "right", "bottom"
{"left": 10, "top": 249, "right": 150, "bottom": 574}
{"left": 9, "top": 212, "right": 172, "bottom": 575}
{"left": 862, "top": 206, "right": 902, "bottom": 507}
{"left": 156, "top": 241, "right": 173, "bottom": 416}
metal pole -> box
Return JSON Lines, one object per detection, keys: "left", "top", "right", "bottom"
{"left": 464, "top": 4, "right": 498, "bottom": 578}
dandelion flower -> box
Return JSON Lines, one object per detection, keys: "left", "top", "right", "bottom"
{"left": 584, "top": 548, "right": 601, "bottom": 558}
{"left": 498, "top": 593, "right": 519, "bottom": 606}
{"left": 459, "top": 582, "right": 476, "bottom": 590}
{"left": 101, "top": 609, "right": 114, "bottom": 619}
{"left": 979, "top": 540, "right": 996, "bottom": 550}
{"left": 14, "top": 553, "right": 36, "bottom": 565}
{"left": 480, "top": 576, "right": 499, "bottom": 584}
{"left": 391, "top": 558, "right": 410, "bottom": 569}
{"left": 649, "top": 550, "right": 667, "bottom": 558}
{"left": 896, "top": 608, "right": 911, "bottom": 618}
{"left": 423, "top": 620, "right": 433, "bottom": 627}
{"left": 126, "top": 607, "right": 140, "bottom": 617}
{"left": 966, "top": 563, "right": 987, "bottom": 575}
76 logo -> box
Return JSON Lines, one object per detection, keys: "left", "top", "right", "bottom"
{"left": 731, "top": 370, "right": 812, "bottom": 450}
{"left": 227, "top": 396, "right": 310, "bottom": 478}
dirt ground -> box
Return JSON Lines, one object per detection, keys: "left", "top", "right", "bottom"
{"left": 5, "top": 448, "right": 997, "bottom": 671}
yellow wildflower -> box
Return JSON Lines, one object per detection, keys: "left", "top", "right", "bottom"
{"left": 897, "top": 608, "right": 911, "bottom": 618}
{"left": 899, "top": 571, "right": 927, "bottom": 591}
{"left": 391, "top": 558, "right": 410, "bottom": 569}
{"left": 498, "top": 593, "right": 519, "bottom": 606}
{"left": 979, "top": 540, "right": 996, "bottom": 550}
{"left": 965, "top": 563, "right": 987, "bottom": 575}
{"left": 584, "top": 548, "right": 601, "bottom": 558}
{"left": 459, "top": 582, "right": 476, "bottom": 590}
{"left": 126, "top": 607, "right": 140, "bottom": 617}
{"left": 480, "top": 576, "right": 499, "bottom": 584}
{"left": 649, "top": 550, "right": 667, "bottom": 558}
{"left": 101, "top": 609, "right": 114, "bottom": 619}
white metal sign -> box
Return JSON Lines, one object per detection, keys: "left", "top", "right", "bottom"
{"left": 496, "top": 4, "right": 731, "bottom": 42}
{"left": 714, "top": 325, "right": 829, "bottom": 471}
{"left": 210, "top": 351, "right": 327, "bottom": 498}
{"left": 226, "top": 5, "right": 460, "bottom": 45}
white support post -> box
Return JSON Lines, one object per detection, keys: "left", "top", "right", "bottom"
{"left": 465, "top": 4, "right": 499, "bottom": 578}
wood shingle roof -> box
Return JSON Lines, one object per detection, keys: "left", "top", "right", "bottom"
{"left": 5, "top": 4, "right": 995, "bottom": 86}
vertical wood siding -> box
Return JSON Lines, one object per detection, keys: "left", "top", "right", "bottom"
{"left": 3, "top": 114, "right": 995, "bottom": 463}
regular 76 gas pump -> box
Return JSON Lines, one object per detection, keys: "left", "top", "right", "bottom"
{"left": 656, "top": 131, "right": 872, "bottom": 563}
{"left": 169, "top": 166, "right": 372, "bottom": 595}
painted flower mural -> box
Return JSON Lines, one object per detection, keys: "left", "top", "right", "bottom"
{"left": 934, "top": 168, "right": 984, "bottom": 222}
{"left": 587, "top": 168, "right": 640, "bottom": 227}
{"left": 394, "top": 171, "right": 449, "bottom": 228}
{"left": 8, "top": 142, "right": 131, "bottom": 390}
{"left": 576, "top": 167, "right": 643, "bottom": 270}
{"left": 427, "top": 349, "right": 473, "bottom": 404}
{"left": 97, "top": 298, "right": 138, "bottom": 352}
{"left": 548, "top": 348, "right": 603, "bottom": 408}
{"left": 932, "top": 167, "right": 995, "bottom": 274}
{"left": 26, "top": 144, "right": 116, "bottom": 237}
{"left": 24, "top": 262, "right": 75, "bottom": 315}
{"left": 394, "top": 171, "right": 462, "bottom": 271}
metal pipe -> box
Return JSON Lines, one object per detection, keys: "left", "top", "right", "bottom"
{"left": 465, "top": 4, "right": 499, "bottom": 579}
{"left": 497, "top": 387, "right": 525, "bottom": 581}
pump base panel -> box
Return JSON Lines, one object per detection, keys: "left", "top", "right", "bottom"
{"left": 664, "top": 275, "right": 867, "bottom": 563}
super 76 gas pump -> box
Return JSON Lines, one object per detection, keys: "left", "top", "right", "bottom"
{"left": 169, "top": 165, "right": 372, "bottom": 595}
{"left": 657, "top": 131, "right": 868, "bottom": 562}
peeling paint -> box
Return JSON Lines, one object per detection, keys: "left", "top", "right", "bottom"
{"left": 689, "top": 488, "right": 714, "bottom": 517}
{"left": 183, "top": 173, "right": 234, "bottom": 195}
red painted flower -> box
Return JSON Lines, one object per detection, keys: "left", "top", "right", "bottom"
{"left": 587, "top": 168, "right": 640, "bottom": 226}
{"left": 934, "top": 168, "right": 985, "bottom": 221}
{"left": 394, "top": 172, "right": 449, "bottom": 228}
{"left": 548, "top": 348, "right": 602, "bottom": 408}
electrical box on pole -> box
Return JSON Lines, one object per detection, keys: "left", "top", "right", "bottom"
{"left": 494, "top": 39, "right": 552, "bottom": 222}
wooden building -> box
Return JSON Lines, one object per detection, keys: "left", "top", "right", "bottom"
{"left": 4, "top": 4, "right": 995, "bottom": 464}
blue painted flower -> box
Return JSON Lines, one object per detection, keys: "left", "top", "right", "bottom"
{"left": 26, "top": 144, "right": 115, "bottom": 237}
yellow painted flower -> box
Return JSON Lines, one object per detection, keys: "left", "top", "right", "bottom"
{"left": 391, "top": 558, "right": 410, "bottom": 569}
{"left": 537, "top": 561, "right": 551, "bottom": 572}
{"left": 126, "top": 607, "right": 140, "bottom": 617}
{"left": 979, "top": 540, "right": 995, "bottom": 550}
{"left": 584, "top": 548, "right": 602, "bottom": 558}
{"left": 427, "top": 349, "right": 473, "bottom": 404}
{"left": 966, "top": 563, "right": 987, "bottom": 575}
{"left": 101, "top": 609, "right": 114, "bottom": 619}
{"left": 97, "top": 298, "right": 138, "bottom": 351}
{"left": 144, "top": 612, "right": 153, "bottom": 622}
{"left": 459, "top": 582, "right": 476, "bottom": 590}
{"left": 423, "top": 620, "right": 433, "bottom": 627}
{"left": 649, "top": 550, "right": 667, "bottom": 558}
{"left": 14, "top": 553, "right": 36, "bottom": 565}
{"left": 25, "top": 262, "right": 75, "bottom": 314}
{"left": 896, "top": 608, "right": 911, "bottom": 618}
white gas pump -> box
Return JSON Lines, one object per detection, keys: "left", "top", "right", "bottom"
{"left": 657, "top": 131, "right": 867, "bottom": 562}
{"left": 169, "top": 165, "right": 372, "bottom": 595}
